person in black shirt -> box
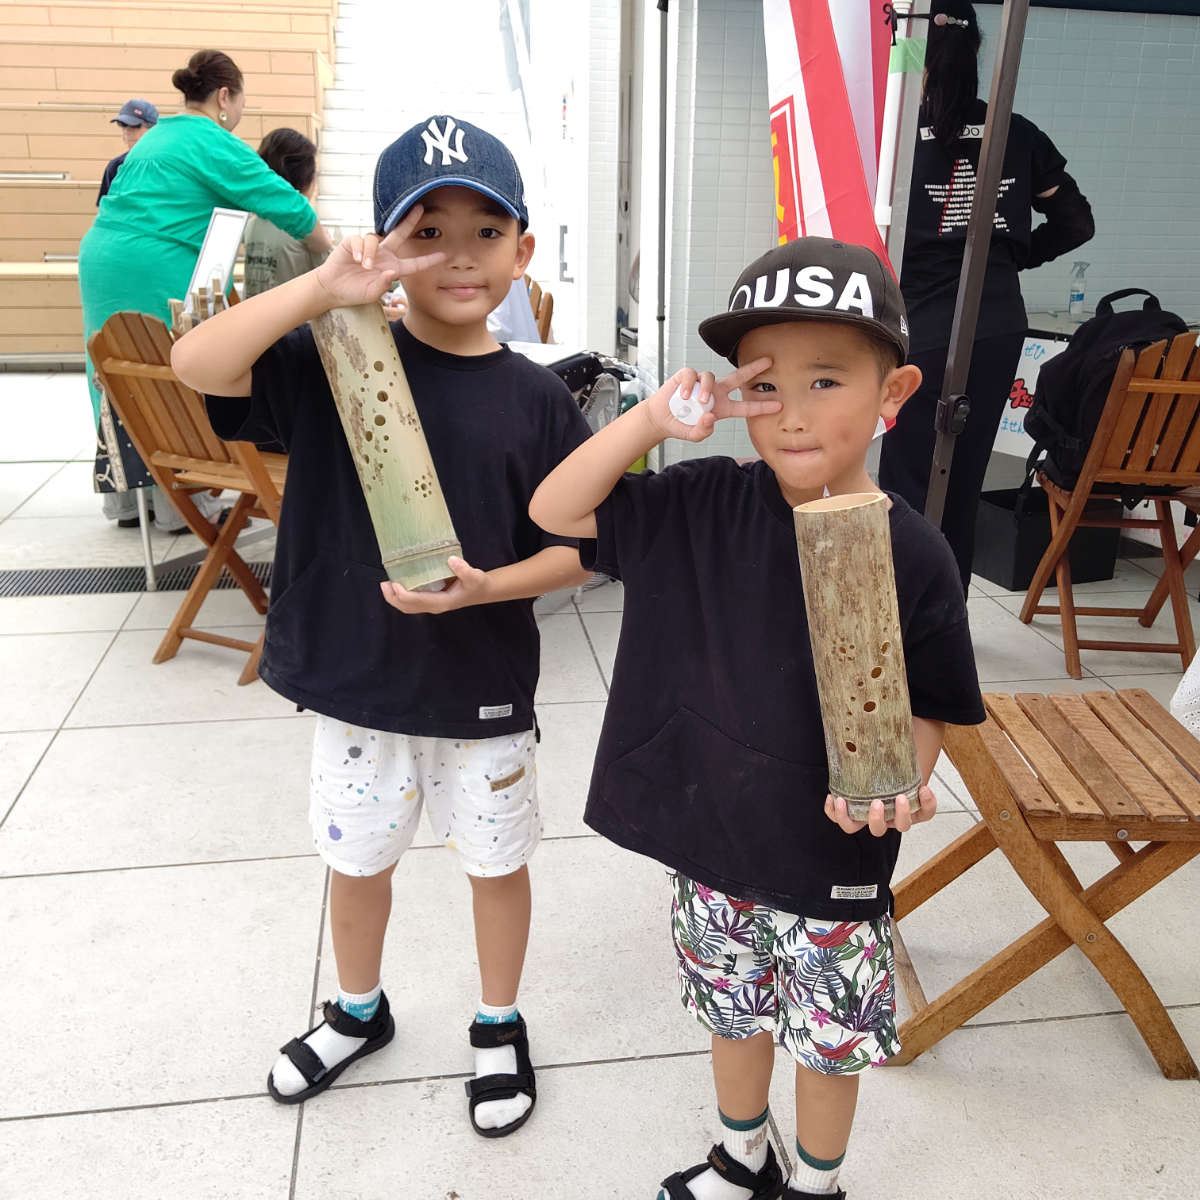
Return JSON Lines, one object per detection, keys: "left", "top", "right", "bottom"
{"left": 533, "top": 238, "right": 984, "bottom": 1200}
{"left": 172, "top": 116, "right": 591, "bottom": 1139}
{"left": 878, "top": 0, "right": 1094, "bottom": 591}
{"left": 95, "top": 98, "right": 158, "bottom": 205}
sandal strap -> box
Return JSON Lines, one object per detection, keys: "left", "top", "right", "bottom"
{"left": 784, "top": 1189, "right": 844, "bottom": 1200}
{"left": 278, "top": 1037, "right": 329, "bottom": 1086}
{"left": 661, "top": 1142, "right": 783, "bottom": 1200}
{"left": 321, "top": 992, "right": 390, "bottom": 1038}
{"left": 464, "top": 1068, "right": 537, "bottom": 1105}
{"left": 709, "top": 1142, "right": 781, "bottom": 1193}
{"left": 464, "top": 1017, "right": 537, "bottom": 1115}
{"left": 467, "top": 1015, "right": 527, "bottom": 1050}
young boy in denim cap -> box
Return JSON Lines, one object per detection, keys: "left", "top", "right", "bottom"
{"left": 531, "top": 237, "right": 985, "bottom": 1197}
{"left": 172, "top": 115, "right": 591, "bottom": 1137}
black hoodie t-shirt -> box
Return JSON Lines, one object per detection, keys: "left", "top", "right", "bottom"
{"left": 581, "top": 458, "right": 985, "bottom": 920}
{"left": 205, "top": 320, "right": 590, "bottom": 738}
{"left": 901, "top": 99, "right": 1073, "bottom": 352}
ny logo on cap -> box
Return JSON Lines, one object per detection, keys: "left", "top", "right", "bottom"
{"left": 421, "top": 117, "right": 468, "bottom": 167}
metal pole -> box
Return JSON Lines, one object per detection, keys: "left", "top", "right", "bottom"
{"left": 923, "top": 0, "right": 1031, "bottom": 529}
{"left": 657, "top": 0, "right": 668, "bottom": 386}
{"left": 135, "top": 486, "right": 156, "bottom": 592}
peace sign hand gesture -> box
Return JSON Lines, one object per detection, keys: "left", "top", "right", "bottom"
{"left": 644, "top": 357, "right": 778, "bottom": 444}
{"left": 313, "top": 204, "right": 446, "bottom": 310}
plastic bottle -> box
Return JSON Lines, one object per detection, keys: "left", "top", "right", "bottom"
{"left": 1068, "top": 261, "right": 1089, "bottom": 316}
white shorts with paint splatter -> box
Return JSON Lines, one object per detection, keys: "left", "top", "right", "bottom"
{"left": 308, "top": 717, "right": 541, "bottom": 878}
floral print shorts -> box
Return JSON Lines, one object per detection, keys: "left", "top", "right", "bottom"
{"left": 671, "top": 873, "right": 900, "bottom": 1074}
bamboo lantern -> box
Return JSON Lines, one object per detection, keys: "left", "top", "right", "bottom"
{"left": 793, "top": 492, "right": 921, "bottom": 821}
{"left": 310, "top": 303, "right": 461, "bottom": 591}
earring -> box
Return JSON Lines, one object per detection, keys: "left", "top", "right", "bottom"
{"left": 219, "top": 111, "right": 228, "bottom": 123}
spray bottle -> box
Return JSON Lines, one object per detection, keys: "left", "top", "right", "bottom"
{"left": 1068, "top": 261, "right": 1089, "bottom": 316}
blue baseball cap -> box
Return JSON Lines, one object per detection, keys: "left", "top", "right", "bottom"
{"left": 112, "top": 99, "right": 158, "bottom": 127}
{"left": 373, "top": 115, "right": 528, "bottom": 235}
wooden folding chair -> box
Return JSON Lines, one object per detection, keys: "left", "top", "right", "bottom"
{"left": 88, "top": 311, "right": 286, "bottom": 685}
{"left": 890, "top": 690, "right": 1200, "bottom": 1080}
{"left": 524, "top": 274, "right": 554, "bottom": 343}
{"left": 1020, "top": 331, "right": 1200, "bottom": 678}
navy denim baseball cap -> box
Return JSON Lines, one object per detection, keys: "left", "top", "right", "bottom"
{"left": 373, "top": 115, "right": 528, "bottom": 235}
{"left": 112, "top": 98, "right": 158, "bottom": 127}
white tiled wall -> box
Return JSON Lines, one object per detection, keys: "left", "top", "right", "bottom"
{"left": 640, "top": 2, "right": 1200, "bottom": 466}
{"left": 977, "top": 6, "right": 1200, "bottom": 319}
{"left": 641, "top": 0, "right": 775, "bottom": 464}
{"left": 582, "top": 0, "right": 621, "bottom": 353}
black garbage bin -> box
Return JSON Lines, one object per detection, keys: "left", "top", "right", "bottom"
{"left": 973, "top": 487, "right": 1120, "bottom": 592}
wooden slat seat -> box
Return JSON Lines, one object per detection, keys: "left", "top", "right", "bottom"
{"left": 88, "top": 310, "right": 285, "bottom": 683}
{"left": 0, "top": 261, "right": 83, "bottom": 359}
{"left": 524, "top": 274, "right": 554, "bottom": 343}
{"left": 890, "top": 689, "right": 1200, "bottom": 1079}
{"left": 1019, "top": 332, "right": 1200, "bottom": 678}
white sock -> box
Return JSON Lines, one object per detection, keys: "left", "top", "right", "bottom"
{"left": 662, "top": 1110, "right": 771, "bottom": 1200}
{"left": 472, "top": 1000, "right": 533, "bottom": 1131}
{"left": 788, "top": 1141, "right": 845, "bottom": 1196}
{"left": 270, "top": 983, "right": 379, "bottom": 1098}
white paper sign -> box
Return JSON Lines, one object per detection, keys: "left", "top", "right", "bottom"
{"left": 991, "top": 334, "right": 1070, "bottom": 458}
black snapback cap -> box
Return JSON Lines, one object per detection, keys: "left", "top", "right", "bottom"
{"left": 698, "top": 237, "right": 909, "bottom": 364}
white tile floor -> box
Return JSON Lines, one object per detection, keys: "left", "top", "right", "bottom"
{"left": 1, "top": 371, "right": 1198, "bottom": 1199}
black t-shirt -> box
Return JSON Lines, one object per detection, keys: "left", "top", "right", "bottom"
{"left": 205, "top": 321, "right": 591, "bottom": 738}
{"left": 96, "top": 153, "right": 127, "bottom": 205}
{"left": 581, "top": 458, "right": 985, "bottom": 919}
{"left": 901, "top": 99, "right": 1068, "bottom": 352}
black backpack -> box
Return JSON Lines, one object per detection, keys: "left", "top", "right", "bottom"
{"left": 1024, "top": 288, "right": 1188, "bottom": 491}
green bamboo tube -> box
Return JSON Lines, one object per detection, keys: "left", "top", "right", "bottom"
{"left": 793, "top": 492, "right": 921, "bottom": 821}
{"left": 310, "top": 303, "right": 461, "bottom": 591}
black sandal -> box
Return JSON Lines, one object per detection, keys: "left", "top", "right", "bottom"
{"left": 266, "top": 991, "right": 394, "bottom": 1105}
{"left": 784, "top": 1187, "right": 845, "bottom": 1200}
{"left": 464, "top": 1015, "right": 537, "bottom": 1138}
{"left": 659, "top": 1142, "right": 785, "bottom": 1199}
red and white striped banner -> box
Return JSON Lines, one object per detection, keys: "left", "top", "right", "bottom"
{"left": 764, "top": 0, "right": 893, "bottom": 268}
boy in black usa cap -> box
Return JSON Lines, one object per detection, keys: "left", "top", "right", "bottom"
{"left": 532, "top": 237, "right": 984, "bottom": 1199}
{"left": 172, "top": 115, "right": 592, "bottom": 1137}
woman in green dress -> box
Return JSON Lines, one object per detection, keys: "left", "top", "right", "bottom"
{"left": 79, "top": 48, "right": 332, "bottom": 530}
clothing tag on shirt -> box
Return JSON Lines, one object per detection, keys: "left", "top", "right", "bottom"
{"left": 479, "top": 703, "right": 514, "bottom": 720}
{"left": 831, "top": 884, "right": 878, "bottom": 901}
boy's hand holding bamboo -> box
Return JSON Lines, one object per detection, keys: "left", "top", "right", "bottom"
{"left": 824, "top": 785, "right": 937, "bottom": 837}
{"left": 380, "top": 555, "right": 489, "bottom": 613}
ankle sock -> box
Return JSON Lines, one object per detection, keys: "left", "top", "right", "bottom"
{"left": 269, "top": 981, "right": 381, "bottom": 1098}
{"left": 338, "top": 983, "right": 382, "bottom": 1022}
{"left": 788, "top": 1139, "right": 845, "bottom": 1196}
{"left": 475, "top": 1000, "right": 519, "bottom": 1024}
{"left": 471, "top": 999, "right": 531, "bottom": 1131}
{"left": 669, "top": 1107, "right": 771, "bottom": 1200}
